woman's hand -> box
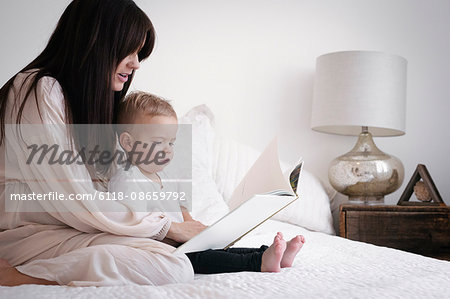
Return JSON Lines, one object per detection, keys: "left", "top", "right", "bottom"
{"left": 161, "top": 237, "right": 181, "bottom": 247}
{"left": 166, "top": 220, "right": 207, "bottom": 243}
{"left": 180, "top": 206, "right": 194, "bottom": 222}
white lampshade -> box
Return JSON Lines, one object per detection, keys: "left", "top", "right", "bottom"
{"left": 311, "top": 51, "right": 407, "bottom": 136}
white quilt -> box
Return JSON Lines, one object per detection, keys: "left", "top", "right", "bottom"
{"left": 1, "top": 220, "right": 449, "bottom": 299}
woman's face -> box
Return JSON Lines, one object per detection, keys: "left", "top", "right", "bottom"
{"left": 112, "top": 51, "right": 141, "bottom": 91}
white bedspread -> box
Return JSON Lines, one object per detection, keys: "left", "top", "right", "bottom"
{"left": 1, "top": 220, "right": 449, "bottom": 299}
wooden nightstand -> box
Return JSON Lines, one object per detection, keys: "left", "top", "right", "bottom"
{"left": 339, "top": 204, "right": 450, "bottom": 261}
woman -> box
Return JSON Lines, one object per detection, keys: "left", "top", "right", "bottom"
{"left": 0, "top": 0, "right": 204, "bottom": 286}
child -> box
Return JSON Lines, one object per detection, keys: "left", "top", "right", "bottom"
{"left": 109, "top": 91, "right": 305, "bottom": 273}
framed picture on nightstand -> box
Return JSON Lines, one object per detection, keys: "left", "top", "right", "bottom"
{"left": 397, "top": 164, "right": 445, "bottom": 206}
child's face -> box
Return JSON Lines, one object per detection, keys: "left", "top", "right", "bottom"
{"left": 120, "top": 113, "right": 178, "bottom": 174}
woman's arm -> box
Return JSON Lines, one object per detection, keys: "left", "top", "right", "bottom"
{"left": 180, "top": 206, "right": 193, "bottom": 221}
{"left": 7, "top": 75, "right": 172, "bottom": 239}
{"left": 165, "top": 220, "right": 207, "bottom": 243}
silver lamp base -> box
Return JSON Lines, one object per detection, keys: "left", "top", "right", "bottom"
{"left": 348, "top": 196, "right": 384, "bottom": 205}
{"left": 328, "top": 127, "right": 404, "bottom": 205}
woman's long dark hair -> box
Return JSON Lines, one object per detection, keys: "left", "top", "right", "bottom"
{"left": 0, "top": 0, "right": 155, "bottom": 179}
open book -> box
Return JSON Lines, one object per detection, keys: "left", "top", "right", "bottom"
{"left": 174, "top": 138, "right": 303, "bottom": 254}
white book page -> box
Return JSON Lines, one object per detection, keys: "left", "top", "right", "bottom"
{"left": 227, "top": 138, "right": 293, "bottom": 211}
{"left": 174, "top": 194, "right": 297, "bottom": 254}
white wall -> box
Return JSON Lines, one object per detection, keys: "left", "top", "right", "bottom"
{"left": 1, "top": 0, "right": 449, "bottom": 204}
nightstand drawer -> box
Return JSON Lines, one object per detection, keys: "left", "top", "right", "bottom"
{"left": 340, "top": 205, "right": 450, "bottom": 260}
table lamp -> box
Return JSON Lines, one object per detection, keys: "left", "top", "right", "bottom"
{"left": 311, "top": 51, "right": 407, "bottom": 204}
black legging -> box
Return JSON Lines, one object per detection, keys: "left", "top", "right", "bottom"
{"left": 186, "top": 245, "right": 269, "bottom": 274}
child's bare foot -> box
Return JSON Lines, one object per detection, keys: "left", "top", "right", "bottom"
{"left": 261, "top": 232, "right": 286, "bottom": 272}
{"left": 280, "top": 235, "right": 305, "bottom": 268}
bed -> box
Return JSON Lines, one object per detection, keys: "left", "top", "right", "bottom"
{"left": 1, "top": 219, "right": 449, "bottom": 298}
{"left": 1, "top": 106, "right": 449, "bottom": 298}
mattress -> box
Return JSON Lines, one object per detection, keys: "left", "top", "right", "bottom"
{"left": 1, "top": 220, "right": 449, "bottom": 299}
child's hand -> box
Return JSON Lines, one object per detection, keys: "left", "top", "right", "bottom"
{"left": 181, "top": 206, "right": 193, "bottom": 222}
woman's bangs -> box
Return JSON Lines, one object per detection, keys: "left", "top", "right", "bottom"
{"left": 119, "top": 6, "right": 155, "bottom": 62}
{"left": 138, "top": 29, "right": 155, "bottom": 61}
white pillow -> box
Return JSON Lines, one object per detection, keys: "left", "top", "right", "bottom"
{"left": 181, "top": 104, "right": 335, "bottom": 235}
{"left": 212, "top": 136, "right": 262, "bottom": 202}
{"left": 179, "top": 105, "right": 229, "bottom": 225}
{"left": 212, "top": 135, "right": 335, "bottom": 235}
{"left": 272, "top": 169, "right": 335, "bottom": 235}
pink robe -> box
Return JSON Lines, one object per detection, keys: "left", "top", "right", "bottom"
{"left": 0, "top": 71, "right": 193, "bottom": 286}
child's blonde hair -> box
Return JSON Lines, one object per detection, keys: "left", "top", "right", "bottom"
{"left": 116, "top": 91, "right": 177, "bottom": 137}
{"left": 118, "top": 91, "right": 177, "bottom": 125}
